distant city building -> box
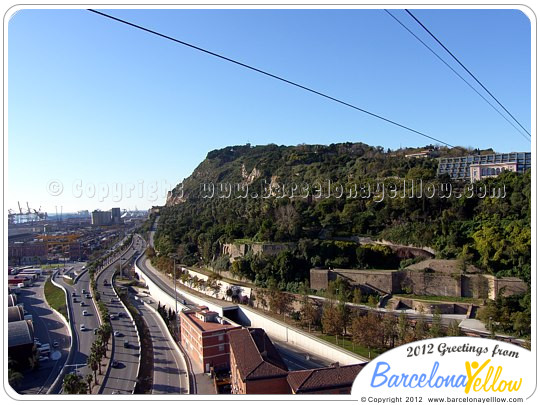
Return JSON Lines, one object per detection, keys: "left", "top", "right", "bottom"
{"left": 437, "top": 152, "right": 531, "bottom": 182}
{"left": 91, "top": 210, "right": 112, "bottom": 226}
{"left": 228, "top": 328, "right": 290, "bottom": 394}
{"left": 179, "top": 306, "right": 240, "bottom": 374}
{"left": 8, "top": 240, "right": 47, "bottom": 266}
{"left": 111, "top": 207, "right": 122, "bottom": 224}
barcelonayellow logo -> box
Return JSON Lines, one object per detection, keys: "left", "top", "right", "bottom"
{"left": 352, "top": 337, "right": 533, "bottom": 400}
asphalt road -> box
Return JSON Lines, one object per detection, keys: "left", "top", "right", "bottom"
{"left": 132, "top": 234, "right": 189, "bottom": 394}
{"left": 15, "top": 274, "right": 70, "bottom": 394}
{"left": 135, "top": 238, "right": 332, "bottom": 372}
{"left": 55, "top": 266, "right": 100, "bottom": 382}
{"left": 95, "top": 244, "right": 140, "bottom": 394}
{"left": 132, "top": 295, "right": 189, "bottom": 394}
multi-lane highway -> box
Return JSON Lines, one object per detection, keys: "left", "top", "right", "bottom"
{"left": 95, "top": 245, "right": 140, "bottom": 394}
{"left": 55, "top": 267, "right": 101, "bottom": 384}
{"left": 16, "top": 274, "right": 70, "bottom": 394}
{"left": 131, "top": 234, "right": 189, "bottom": 394}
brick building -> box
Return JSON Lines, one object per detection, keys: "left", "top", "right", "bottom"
{"left": 8, "top": 241, "right": 47, "bottom": 266}
{"left": 179, "top": 306, "right": 240, "bottom": 373}
{"left": 287, "top": 364, "right": 365, "bottom": 394}
{"left": 228, "top": 328, "right": 290, "bottom": 394}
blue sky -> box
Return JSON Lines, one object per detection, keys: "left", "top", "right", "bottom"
{"left": 8, "top": 8, "right": 532, "bottom": 212}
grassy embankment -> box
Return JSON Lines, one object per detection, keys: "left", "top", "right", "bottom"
{"left": 44, "top": 278, "right": 69, "bottom": 321}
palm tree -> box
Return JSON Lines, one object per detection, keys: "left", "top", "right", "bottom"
{"left": 85, "top": 374, "right": 93, "bottom": 393}
{"left": 87, "top": 352, "right": 99, "bottom": 383}
{"left": 63, "top": 373, "right": 86, "bottom": 394}
{"left": 8, "top": 369, "right": 23, "bottom": 388}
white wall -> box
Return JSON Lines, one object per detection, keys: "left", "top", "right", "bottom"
{"left": 237, "top": 306, "right": 367, "bottom": 365}
{"left": 135, "top": 258, "right": 366, "bottom": 366}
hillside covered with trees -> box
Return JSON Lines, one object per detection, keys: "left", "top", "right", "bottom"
{"left": 153, "top": 142, "right": 530, "bottom": 293}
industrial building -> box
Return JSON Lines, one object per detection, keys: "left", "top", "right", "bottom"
{"left": 91, "top": 208, "right": 122, "bottom": 226}
{"left": 8, "top": 320, "right": 35, "bottom": 368}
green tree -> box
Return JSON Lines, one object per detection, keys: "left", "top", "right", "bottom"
{"left": 430, "top": 308, "right": 443, "bottom": 338}
{"left": 62, "top": 373, "right": 88, "bottom": 394}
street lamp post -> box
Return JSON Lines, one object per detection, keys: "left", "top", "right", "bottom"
{"left": 168, "top": 254, "right": 180, "bottom": 339}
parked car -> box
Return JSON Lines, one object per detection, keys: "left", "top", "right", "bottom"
{"left": 123, "top": 340, "right": 129, "bottom": 348}
{"left": 38, "top": 356, "right": 49, "bottom": 362}
{"left": 114, "top": 331, "right": 122, "bottom": 337}
{"left": 72, "top": 297, "right": 77, "bottom": 302}
{"left": 86, "top": 294, "right": 91, "bottom": 299}
{"left": 80, "top": 302, "right": 85, "bottom": 307}
{"left": 111, "top": 360, "right": 120, "bottom": 368}
{"left": 80, "top": 324, "right": 85, "bottom": 331}
{"left": 52, "top": 340, "right": 59, "bottom": 348}
{"left": 93, "top": 328, "right": 99, "bottom": 335}
{"left": 82, "top": 310, "right": 88, "bottom": 316}
{"left": 81, "top": 289, "right": 86, "bottom": 294}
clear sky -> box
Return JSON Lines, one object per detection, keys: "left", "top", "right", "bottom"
{"left": 8, "top": 7, "right": 532, "bottom": 213}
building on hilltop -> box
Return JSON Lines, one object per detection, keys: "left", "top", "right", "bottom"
{"left": 437, "top": 152, "right": 531, "bottom": 182}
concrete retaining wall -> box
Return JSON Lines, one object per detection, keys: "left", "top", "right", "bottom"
{"left": 236, "top": 306, "right": 367, "bottom": 365}
{"left": 135, "top": 257, "right": 366, "bottom": 366}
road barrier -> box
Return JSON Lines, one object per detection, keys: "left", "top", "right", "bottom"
{"left": 46, "top": 271, "right": 75, "bottom": 394}
{"left": 142, "top": 300, "right": 191, "bottom": 394}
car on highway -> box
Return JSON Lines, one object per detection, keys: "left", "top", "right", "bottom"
{"left": 82, "top": 310, "right": 88, "bottom": 316}
{"left": 80, "top": 324, "right": 86, "bottom": 331}
{"left": 114, "top": 331, "right": 122, "bottom": 337}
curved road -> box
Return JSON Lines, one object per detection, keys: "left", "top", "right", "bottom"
{"left": 95, "top": 245, "right": 140, "bottom": 394}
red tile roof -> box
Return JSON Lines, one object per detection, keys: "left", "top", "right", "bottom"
{"left": 182, "top": 311, "right": 237, "bottom": 332}
{"left": 287, "top": 363, "right": 365, "bottom": 393}
{"left": 228, "top": 328, "right": 288, "bottom": 381}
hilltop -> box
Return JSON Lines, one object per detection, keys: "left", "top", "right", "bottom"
{"left": 153, "top": 142, "right": 530, "bottom": 292}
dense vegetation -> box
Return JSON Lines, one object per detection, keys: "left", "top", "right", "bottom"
{"left": 153, "top": 142, "right": 530, "bottom": 337}
{"left": 155, "top": 143, "right": 530, "bottom": 280}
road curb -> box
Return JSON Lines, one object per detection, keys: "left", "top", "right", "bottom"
{"left": 112, "top": 270, "right": 141, "bottom": 394}
{"left": 142, "top": 300, "right": 191, "bottom": 394}
{"left": 47, "top": 272, "right": 75, "bottom": 394}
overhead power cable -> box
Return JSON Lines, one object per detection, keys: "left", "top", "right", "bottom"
{"left": 385, "top": 10, "right": 530, "bottom": 142}
{"left": 405, "top": 9, "right": 531, "bottom": 139}
{"left": 87, "top": 9, "right": 455, "bottom": 148}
